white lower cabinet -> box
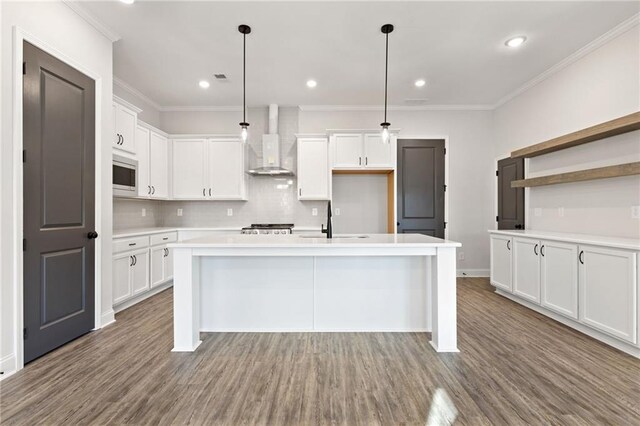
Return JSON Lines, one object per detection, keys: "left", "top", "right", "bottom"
{"left": 513, "top": 237, "right": 541, "bottom": 303}
{"left": 579, "top": 245, "right": 637, "bottom": 344}
{"left": 540, "top": 241, "right": 578, "bottom": 319}
{"left": 151, "top": 245, "right": 173, "bottom": 288}
{"left": 490, "top": 235, "right": 512, "bottom": 291}
{"left": 113, "top": 248, "right": 149, "bottom": 305}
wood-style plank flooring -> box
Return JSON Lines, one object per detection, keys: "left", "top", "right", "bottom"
{"left": 1, "top": 278, "right": 639, "bottom": 425}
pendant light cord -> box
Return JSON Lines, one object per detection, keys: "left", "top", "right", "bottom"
{"left": 384, "top": 31, "right": 389, "bottom": 123}
{"left": 243, "top": 32, "right": 246, "bottom": 123}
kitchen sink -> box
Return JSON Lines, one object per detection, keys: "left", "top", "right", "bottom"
{"left": 297, "top": 235, "right": 369, "bottom": 239}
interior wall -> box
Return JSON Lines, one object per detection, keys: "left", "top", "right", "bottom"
{"left": 300, "top": 109, "right": 495, "bottom": 273}
{"left": 493, "top": 24, "right": 640, "bottom": 238}
{"left": 1, "top": 1, "right": 114, "bottom": 376}
{"left": 113, "top": 82, "right": 161, "bottom": 128}
{"left": 332, "top": 175, "right": 388, "bottom": 234}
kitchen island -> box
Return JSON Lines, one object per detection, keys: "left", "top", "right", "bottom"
{"left": 169, "top": 234, "right": 462, "bottom": 353}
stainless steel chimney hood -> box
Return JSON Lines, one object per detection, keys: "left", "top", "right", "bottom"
{"left": 247, "top": 104, "right": 295, "bottom": 176}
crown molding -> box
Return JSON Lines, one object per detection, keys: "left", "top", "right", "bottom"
{"left": 62, "top": 1, "right": 121, "bottom": 42}
{"left": 298, "top": 104, "right": 494, "bottom": 112}
{"left": 113, "top": 95, "right": 143, "bottom": 114}
{"left": 159, "top": 106, "right": 244, "bottom": 112}
{"left": 113, "top": 77, "right": 164, "bottom": 111}
{"left": 493, "top": 12, "right": 640, "bottom": 109}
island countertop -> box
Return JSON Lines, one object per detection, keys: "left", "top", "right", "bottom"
{"left": 168, "top": 233, "right": 462, "bottom": 249}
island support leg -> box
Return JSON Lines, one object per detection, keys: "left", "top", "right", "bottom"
{"left": 172, "top": 248, "right": 202, "bottom": 352}
{"left": 429, "top": 247, "right": 459, "bottom": 352}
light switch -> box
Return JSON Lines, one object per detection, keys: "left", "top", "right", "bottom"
{"left": 632, "top": 206, "right": 640, "bottom": 219}
{"left": 227, "top": 208, "right": 233, "bottom": 216}
{"left": 311, "top": 208, "right": 318, "bottom": 216}
{"left": 458, "top": 252, "right": 465, "bottom": 261}
{"left": 141, "top": 208, "right": 146, "bottom": 217}
{"left": 558, "top": 207, "right": 564, "bottom": 217}
{"left": 335, "top": 208, "right": 341, "bottom": 216}
{"left": 177, "top": 209, "right": 183, "bottom": 217}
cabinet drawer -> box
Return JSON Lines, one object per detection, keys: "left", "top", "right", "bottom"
{"left": 150, "top": 232, "right": 178, "bottom": 246}
{"left": 113, "top": 236, "right": 150, "bottom": 253}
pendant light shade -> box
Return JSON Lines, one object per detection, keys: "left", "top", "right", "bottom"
{"left": 380, "top": 24, "right": 393, "bottom": 144}
{"left": 239, "top": 24, "right": 251, "bottom": 143}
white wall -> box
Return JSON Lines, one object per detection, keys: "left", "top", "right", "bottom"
{"left": 494, "top": 24, "right": 640, "bottom": 238}
{"left": 113, "top": 83, "right": 161, "bottom": 128}
{"left": 332, "top": 174, "right": 388, "bottom": 234}
{"left": 300, "top": 109, "right": 495, "bottom": 273}
{"left": 1, "top": 1, "right": 114, "bottom": 377}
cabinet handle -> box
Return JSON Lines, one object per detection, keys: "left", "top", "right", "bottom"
{"left": 203, "top": 188, "right": 206, "bottom": 196}
{"left": 506, "top": 240, "right": 511, "bottom": 250}
{"left": 299, "top": 188, "right": 302, "bottom": 197}
{"left": 541, "top": 245, "right": 545, "bottom": 257}
{"left": 163, "top": 237, "right": 168, "bottom": 240}
{"left": 209, "top": 188, "right": 212, "bottom": 196}
{"left": 365, "top": 157, "right": 368, "bottom": 166}
{"left": 133, "top": 255, "right": 137, "bottom": 266}
{"left": 130, "top": 256, "right": 133, "bottom": 266}
{"left": 359, "top": 157, "right": 362, "bottom": 166}
{"left": 534, "top": 244, "right": 538, "bottom": 256}
{"left": 128, "top": 243, "right": 136, "bottom": 246}
{"left": 152, "top": 186, "right": 155, "bottom": 195}
{"left": 148, "top": 186, "right": 151, "bottom": 195}
{"left": 579, "top": 251, "right": 584, "bottom": 264}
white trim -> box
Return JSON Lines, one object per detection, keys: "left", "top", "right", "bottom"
{"left": 159, "top": 105, "right": 243, "bottom": 112}
{"left": 113, "top": 281, "right": 173, "bottom": 313}
{"left": 137, "top": 120, "right": 168, "bottom": 138}
{"left": 327, "top": 128, "right": 401, "bottom": 135}
{"left": 100, "top": 310, "right": 116, "bottom": 328}
{"left": 300, "top": 104, "right": 494, "bottom": 112}
{"left": 494, "top": 13, "right": 640, "bottom": 108}
{"left": 11, "top": 26, "right": 105, "bottom": 373}
{"left": 113, "top": 77, "right": 163, "bottom": 111}
{"left": 457, "top": 269, "right": 490, "bottom": 278}
{"left": 0, "top": 354, "right": 18, "bottom": 381}
{"left": 397, "top": 135, "right": 450, "bottom": 241}
{"left": 113, "top": 94, "right": 143, "bottom": 114}
{"left": 62, "top": 1, "right": 121, "bottom": 42}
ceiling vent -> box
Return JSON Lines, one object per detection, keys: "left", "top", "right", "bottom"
{"left": 404, "top": 98, "right": 429, "bottom": 105}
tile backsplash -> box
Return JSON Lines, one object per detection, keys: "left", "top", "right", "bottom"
{"left": 114, "top": 106, "right": 327, "bottom": 231}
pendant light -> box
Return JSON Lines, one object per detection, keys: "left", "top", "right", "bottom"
{"left": 238, "top": 24, "right": 251, "bottom": 142}
{"left": 380, "top": 24, "right": 393, "bottom": 144}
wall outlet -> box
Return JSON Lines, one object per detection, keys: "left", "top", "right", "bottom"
{"left": 335, "top": 208, "right": 341, "bottom": 216}
{"left": 177, "top": 209, "right": 183, "bottom": 217}
{"left": 312, "top": 208, "right": 318, "bottom": 216}
{"left": 558, "top": 207, "right": 564, "bottom": 217}
{"left": 458, "top": 252, "right": 465, "bottom": 261}
{"left": 632, "top": 206, "right": 640, "bottom": 219}
{"left": 534, "top": 208, "right": 542, "bottom": 217}
{"left": 227, "top": 208, "right": 233, "bottom": 217}
{"left": 141, "top": 208, "right": 146, "bottom": 217}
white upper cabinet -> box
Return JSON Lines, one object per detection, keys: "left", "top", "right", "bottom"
{"left": 297, "top": 137, "right": 330, "bottom": 200}
{"left": 490, "top": 234, "right": 512, "bottom": 292}
{"left": 513, "top": 237, "right": 541, "bottom": 304}
{"left": 207, "top": 139, "right": 245, "bottom": 200}
{"left": 113, "top": 101, "right": 138, "bottom": 154}
{"left": 171, "top": 138, "right": 246, "bottom": 200}
{"left": 172, "top": 139, "right": 208, "bottom": 199}
{"left": 540, "top": 241, "right": 578, "bottom": 319}
{"left": 149, "top": 132, "right": 169, "bottom": 199}
{"left": 332, "top": 134, "right": 363, "bottom": 168}
{"left": 363, "top": 133, "right": 394, "bottom": 168}
{"left": 579, "top": 245, "right": 637, "bottom": 344}
{"left": 331, "top": 132, "right": 395, "bottom": 170}
{"left": 136, "top": 126, "right": 150, "bottom": 197}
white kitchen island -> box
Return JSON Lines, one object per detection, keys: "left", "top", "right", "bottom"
{"left": 169, "top": 233, "right": 462, "bottom": 354}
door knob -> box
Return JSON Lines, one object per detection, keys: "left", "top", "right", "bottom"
{"left": 87, "top": 231, "right": 98, "bottom": 239}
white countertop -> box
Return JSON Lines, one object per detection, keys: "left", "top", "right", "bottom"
{"left": 113, "top": 226, "right": 321, "bottom": 238}
{"left": 488, "top": 229, "right": 640, "bottom": 251}
{"left": 169, "top": 233, "right": 461, "bottom": 248}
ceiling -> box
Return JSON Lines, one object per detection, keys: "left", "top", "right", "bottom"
{"left": 79, "top": 1, "right": 639, "bottom": 108}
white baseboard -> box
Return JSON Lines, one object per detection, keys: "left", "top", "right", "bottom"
{"left": 114, "top": 281, "right": 173, "bottom": 314}
{"left": 457, "top": 269, "right": 489, "bottom": 277}
{"left": 0, "top": 353, "right": 17, "bottom": 380}
{"left": 99, "top": 310, "right": 116, "bottom": 328}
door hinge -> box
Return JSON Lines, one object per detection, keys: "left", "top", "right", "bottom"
{"left": 23, "top": 62, "right": 26, "bottom": 75}
{"left": 23, "top": 328, "right": 28, "bottom": 340}
{"left": 443, "top": 184, "right": 447, "bottom": 192}
{"left": 23, "top": 239, "right": 27, "bottom": 251}
{"left": 444, "top": 222, "right": 447, "bottom": 229}
{"left": 496, "top": 170, "right": 499, "bottom": 176}
{"left": 443, "top": 148, "right": 447, "bottom": 155}
{"left": 23, "top": 150, "right": 26, "bottom": 163}
{"left": 496, "top": 216, "right": 499, "bottom": 222}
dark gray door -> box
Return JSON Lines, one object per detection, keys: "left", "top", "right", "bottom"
{"left": 397, "top": 139, "right": 445, "bottom": 238}
{"left": 497, "top": 157, "right": 525, "bottom": 230}
{"left": 23, "top": 41, "right": 96, "bottom": 363}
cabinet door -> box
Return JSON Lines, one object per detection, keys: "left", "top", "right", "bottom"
{"left": 490, "top": 235, "right": 512, "bottom": 292}
{"left": 172, "top": 139, "right": 207, "bottom": 199}
{"left": 115, "top": 104, "right": 137, "bottom": 154}
{"left": 297, "top": 138, "right": 329, "bottom": 200}
{"left": 112, "top": 103, "right": 119, "bottom": 149}
{"left": 332, "top": 134, "right": 363, "bottom": 168}
{"left": 131, "top": 250, "right": 149, "bottom": 296}
{"left": 150, "top": 246, "right": 166, "bottom": 288}
{"left": 363, "top": 133, "right": 393, "bottom": 168}
{"left": 540, "top": 240, "right": 578, "bottom": 319}
{"left": 136, "top": 126, "right": 150, "bottom": 197}
{"left": 513, "top": 237, "right": 541, "bottom": 304}
{"left": 208, "top": 139, "right": 244, "bottom": 199}
{"left": 579, "top": 245, "right": 637, "bottom": 344}
{"left": 149, "top": 132, "right": 169, "bottom": 198}
{"left": 164, "top": 247, "right": 174, "bottom": 281}
{"left": 113, "top": 253, "right": 132, "bottom": 305}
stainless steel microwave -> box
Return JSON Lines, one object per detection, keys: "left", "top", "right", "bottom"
{"left": 113, "top": 154, "right": 138, "bottom": 198}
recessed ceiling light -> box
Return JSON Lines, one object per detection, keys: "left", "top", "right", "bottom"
{"left": 198, "top": 80, "right": 210, "bottom": 89}
{"left": 120, "top": 0, "right": 135, "bottom": 4}
{"left": 306, "top": 80, "right": 317, "bottom": 88}
{"left": 414, "top": 79, "right": 426, "bottom": 88}
{"left": 505, "top": 36, "right": 527, "bottom": 48}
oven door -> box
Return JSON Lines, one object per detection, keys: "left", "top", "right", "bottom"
{"left": 113, "top": 155, "right": 138, "bottom": 197}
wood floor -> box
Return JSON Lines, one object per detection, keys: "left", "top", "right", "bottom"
{"left": 1, "top": 278, "right": 639, "bottom": 425}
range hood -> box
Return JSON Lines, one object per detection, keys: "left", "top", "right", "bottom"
{"left": 247, "top": 104, "right": 295, "bottom": 176}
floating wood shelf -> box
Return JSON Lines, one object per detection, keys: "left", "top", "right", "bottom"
{"left": 510, "top": 112, "right": 640, "bottom": 159}
{"left": 511, "top": 162, "right": 640, "bottom": 188}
